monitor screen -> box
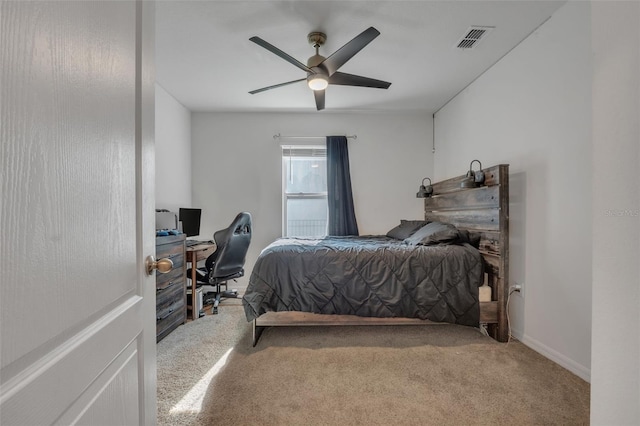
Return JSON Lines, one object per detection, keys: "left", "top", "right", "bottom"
{"left": 179, "top": 208, "right": 202, "bottom": 237}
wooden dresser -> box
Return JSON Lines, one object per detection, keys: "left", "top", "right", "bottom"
{"left": 155, "top": 234, "right": 187, "bottom": 342}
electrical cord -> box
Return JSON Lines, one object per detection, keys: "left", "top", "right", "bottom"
{"left": 506, "top": 285, "right": 521, "bottom": 345}
{"left": 479, "top": 322, "right": 490, "bottom": 337}
{"left": 479, "top": 285, "right": 519, "bottom": 342}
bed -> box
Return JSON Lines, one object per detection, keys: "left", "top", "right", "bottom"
{"left": 243, "top": 164, "right": 509, "bottom": 344}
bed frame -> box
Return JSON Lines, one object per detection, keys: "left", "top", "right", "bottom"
{"left": 252, "top": 164, "right": 509, "bottom": 344}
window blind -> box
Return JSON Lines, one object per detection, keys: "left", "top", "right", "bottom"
{"left": 282, "top": 146, "right": 326, "bottom": 157}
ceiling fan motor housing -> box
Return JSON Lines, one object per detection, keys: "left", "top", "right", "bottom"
{"left": 307, "top": 54, "right": 326, "bottom": 68}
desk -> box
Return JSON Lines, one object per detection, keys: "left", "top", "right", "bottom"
{"left": 185, "top": 242, "right": 216, "bottom": 320}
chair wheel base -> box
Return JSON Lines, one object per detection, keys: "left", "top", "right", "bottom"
{"left": 220, "top": 289, "right": 239, "bottom": 299}
{"left": 202, "top": 285, "right": 240, "bottom": 316}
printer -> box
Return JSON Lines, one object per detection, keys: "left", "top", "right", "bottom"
{"left": 155, "top": 209, "right": 178, "bottom": 231}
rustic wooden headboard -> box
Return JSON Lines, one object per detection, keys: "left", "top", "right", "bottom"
{"left": 424, "top": 164, "right": 509, "bottom": 342}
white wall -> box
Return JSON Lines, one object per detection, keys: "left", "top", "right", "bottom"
{"left": 155, "top": 84, "right": 192, "bottom": 212}
{"left": 191, "top": 111, "right": 432, "bottom": 287}
{"left": 433, "top": 2, "right": 592, "bottom": 380}
{"left": 591, "top": 1, "right": 640, "bottom": 424}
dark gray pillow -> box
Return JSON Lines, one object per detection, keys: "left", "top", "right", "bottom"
{"left": 400, "top": 219, "right": 430, "bottom": 228}
{"left": 457, "top": 229, "right": 481, "bottom": 248}
{"left": 403, "top": 221, "right": 460, "bottom": 246}
{"left": 385, "top": 220, "right": 428, "bottom": 240}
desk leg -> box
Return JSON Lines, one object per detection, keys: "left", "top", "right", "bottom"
{"left": 191, "top": 264, "right": 198, "bottom": 320}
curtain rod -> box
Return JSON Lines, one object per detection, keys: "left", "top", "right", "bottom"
{"left": 273, "top": 133, "right": 357, "bottom": 140}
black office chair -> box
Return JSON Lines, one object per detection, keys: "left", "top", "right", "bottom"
{"left": 187, "top": 212, "right": 252, "bottom": 314}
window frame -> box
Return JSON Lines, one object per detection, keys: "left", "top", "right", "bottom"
{"left": 281, "top": 145, "right": 328, "bottom": 237}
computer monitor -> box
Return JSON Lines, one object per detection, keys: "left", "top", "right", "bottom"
{"left": 179, "top": 208, "right": 202, "bottom": 238}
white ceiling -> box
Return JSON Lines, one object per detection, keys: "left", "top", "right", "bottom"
{"left": 156, "top": 0, "right": 566, "bottom": 113}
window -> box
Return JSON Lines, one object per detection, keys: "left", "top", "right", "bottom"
{"left": 282, "top": 146, "right": 327, "bottom": 237}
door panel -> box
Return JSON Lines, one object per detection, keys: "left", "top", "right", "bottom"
{"left": 1, "top": 0, "right": 155, "bottom": 424}
{"left": 58, "top": 338, "right": 140, "bottom": 425}
{"left": 1, "top": 0, "right": 137, "bottom": 366}
{"left": 2, "top": 297, "right": 142, "bottom": 424}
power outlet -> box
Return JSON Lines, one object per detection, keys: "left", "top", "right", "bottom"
{"left": 513, "top": 282, "right": 525, "bottom": 298}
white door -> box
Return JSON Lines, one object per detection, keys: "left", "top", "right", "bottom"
{"left": 1, "top": 1, "right": 156, "bottom": 424}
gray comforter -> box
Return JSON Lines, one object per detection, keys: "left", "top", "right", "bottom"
{"left": 242, "top": 236, "right": 484, "bottom": 327}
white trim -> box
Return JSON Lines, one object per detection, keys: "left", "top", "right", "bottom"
{"left": 517, "top": 332, "right": 591, "bottom": 383}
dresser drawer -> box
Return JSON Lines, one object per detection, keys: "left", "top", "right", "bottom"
{"left": 156, "top": 236, "right": 185, "bottom": 258}
{"left": 156, "top": 307, "right": 185, "bottom": 342}
{"left": 156, "top": 265, "right": 184, "bottom": 290}
{"left": 157, "top": 279, "right": 185, "bottom": 311}
{"left": 155, "top": 234, "right": 186, "bottom": 342}
{"left": 156, "top": 297, "right": 184, "bottom": 322}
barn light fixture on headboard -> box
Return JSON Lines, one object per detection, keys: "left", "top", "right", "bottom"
{"left": 461, "top": 160, "right": 485, "bottom": 188}
{"left": 416, "top": 177, "right": 433, "bottom": 198}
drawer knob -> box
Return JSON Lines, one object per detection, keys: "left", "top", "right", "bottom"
{"left": 145, "top": 256, "right": 174, "bottom": 275}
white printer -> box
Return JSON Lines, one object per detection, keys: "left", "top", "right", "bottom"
{"left": 155, "top": 209, "right": 178, "bottom": 230}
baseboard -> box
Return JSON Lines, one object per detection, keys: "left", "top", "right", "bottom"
{"left": 515, "top": 331, "right": 591, "bottom": 383}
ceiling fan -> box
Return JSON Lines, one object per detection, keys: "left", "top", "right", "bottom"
{"left": 248, "top": 27, "right": 391, "bottom": 111}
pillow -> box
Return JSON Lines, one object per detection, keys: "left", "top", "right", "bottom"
{"left": 403, "top": 221, "right": 460, "bottom": 246}
{"left": 400, "top": 219, "right": 430, "bottom": 228}
{"left": 385, "top": 220, "right": 429, "bottom": 240}
{"left": 457, "top": 229, "right": 481, "bottom": 248}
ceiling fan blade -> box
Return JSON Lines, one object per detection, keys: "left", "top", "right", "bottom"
{"left": 329, "top": 72, "right": 391, "bottom": 89}
{"left": 314, "top": 90, "right": 325, "bottom": 111}
{"left": 249, "top": 36, "right": 313, "bottom": 73}
{"left": 249, "top": 78, "right": 306, "bottom": 95}
{"left": 320, "top": 27, "right": 380, "bottom": 76}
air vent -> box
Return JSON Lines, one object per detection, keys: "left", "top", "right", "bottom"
{"left": 455, "top": 26, "right": 494, "bottom": 49}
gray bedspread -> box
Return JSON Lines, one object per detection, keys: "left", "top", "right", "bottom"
{"left": 242, "top": 236, "right": 484, "bottom": 327}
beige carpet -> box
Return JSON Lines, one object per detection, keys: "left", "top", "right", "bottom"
{"left": 157, "top": 304, "right": 590, "bottom": 425}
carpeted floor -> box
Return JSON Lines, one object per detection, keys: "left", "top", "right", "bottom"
{"left": 157, "top": 304, "right": 590, "bottom": 425}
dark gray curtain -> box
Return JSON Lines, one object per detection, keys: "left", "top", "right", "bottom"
{"left": 326, "top": 136, "right": 359, "bottom": 236}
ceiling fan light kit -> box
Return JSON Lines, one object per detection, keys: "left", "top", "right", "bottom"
{"left": 249, "top": 27, "right": 391, "bottom": 111}
{"left": 307, "top": 74, "right": 328, "bottom": 91}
